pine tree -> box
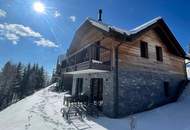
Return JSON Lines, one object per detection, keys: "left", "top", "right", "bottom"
{"left": 0, "top": 61, "right": 17, "bottom": 108}
{"left": 38, "top": 66, "right": 45, "bottom": 89}
{"left": 0, "top": 61, "right": 49, "bottom": 110}
{"left": 21, "top": 63, "right": 31, "bottom": 97}
{"left": 12, "top": 62, "right": 23, "bottom": 102}
{"left": 20, "top": 67, "right": 27, "bottom": 98}
{"left": 44, "top": 71, "right": 50, "bottom": 87}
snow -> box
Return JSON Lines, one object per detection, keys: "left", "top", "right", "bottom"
{"left": 110, "top": 26, "right": 131, "bottom": 35}
{"left": 88, "top": 17, "right": 162, "bottom": 36}
{"left": 130, "top": 16, "right": 162, "bottom": 34}
{"left": 92, "top": 59, "right": 103, "bottom": 64}
{"left": 1, "top": 83, "right": 190, "bottom": 130}
{"left": 88, "top": 18, "right": 131, "bottom": 35}
{"left": 186, "top": 59, "right": 190, "bottom": 80}
{"left": 64, "top": 69, "right": 108, "bottom": 74}
{"left": 88, "top": 18, "right": 110, "bottom": 32}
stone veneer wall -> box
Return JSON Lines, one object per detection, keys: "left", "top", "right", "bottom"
{"left": 117, "top": 68, "right": 186, "bottom": 117}
{"left": 72, "top": 71, "right": 115, "bottom": 117}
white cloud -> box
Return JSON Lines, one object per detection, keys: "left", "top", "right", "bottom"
{"left": 0, "top": 23, "right": 58, "bottom": 48}
{"left": 69, "top": 16, "right": 76, "bottom": 22}
{"left": 0, "top": 9, "right": 6, "bottom": 18}
{"left": 35, "top": 38, "right": 58, "bottom": 48}
{"left": 54, "top": 10, "right": 61, "bottom": 18}
{"left": 5, "top": 33, "right": 19, "bottom": 44}
{"left": 0, "top": 23, "right": 41, "bottom": 44}
{"left": 1, "top": 23, "right": 41, "bottom": 37}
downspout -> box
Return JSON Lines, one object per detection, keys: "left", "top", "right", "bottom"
{"left": 113, "top": 42, "right": 122, "bottom": 118}
{"left": 113, "top": 33, "right": 127, "bottom": 118}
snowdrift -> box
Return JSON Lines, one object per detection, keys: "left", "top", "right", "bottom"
{"left": 0, "top": 83, "right": 190, "bottom": 130}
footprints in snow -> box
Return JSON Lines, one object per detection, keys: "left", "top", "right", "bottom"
{"left": 25, "top": 112, "right": 32, "bottom": 130}
{"left": 25, "top": 89, "right": 69, "bottom": 130}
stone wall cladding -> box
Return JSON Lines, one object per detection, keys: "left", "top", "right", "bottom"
{"left": 118, "top": 68, "right": 185, "bottom": 117}
{"left": 72, "top": 71, "right": 115, "bottom": 117}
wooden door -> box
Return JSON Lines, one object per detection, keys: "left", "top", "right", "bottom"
{"left": 90, "top": 78, "right": 103, "bottom": 103}
{"left": 76, "top": 78, "right": 83, "bottom": 96}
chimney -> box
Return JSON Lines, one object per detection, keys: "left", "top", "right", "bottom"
{"left": 98, "top": 9, "right": 102, "bottom": 22}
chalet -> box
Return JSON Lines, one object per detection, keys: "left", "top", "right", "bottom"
{"left": 57, "top": 12, "right": 187, "bottom": 118}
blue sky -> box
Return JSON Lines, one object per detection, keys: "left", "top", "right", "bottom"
{"left": 0, "top": 0, "right": 189, "bottom": 74}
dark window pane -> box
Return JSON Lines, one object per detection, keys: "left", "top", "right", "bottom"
{"left": 76, "top": 78, "right": 83, "bottom": 96}
{"left": 156, "top": 46, "right": 163, "bottom": 61}
{"left": 140, "top": 41, "right": 148, "bottom": 58}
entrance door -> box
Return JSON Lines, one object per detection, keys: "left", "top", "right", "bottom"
{"left": 90, "top": 78, "right": 103, "bottom": 109}
{"left": 76, "top": 78, "right": 83, "bottom": 96}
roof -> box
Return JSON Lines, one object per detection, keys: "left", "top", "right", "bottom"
{"left": 87, "top": 16, "right": 162, "bottom": 36}
{"left": 68, "top": 17, "right": 186, "bottom": 58}
{"left": 86, "top": 17, "right": 186, "bottom": 58}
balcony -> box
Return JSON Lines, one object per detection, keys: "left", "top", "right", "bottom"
{"left": 61, "top": 43, "right": 111, "bottom": 74}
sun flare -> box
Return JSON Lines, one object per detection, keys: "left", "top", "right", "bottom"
{"left": 33, "top": 2, "right": 45, "bottom": 13}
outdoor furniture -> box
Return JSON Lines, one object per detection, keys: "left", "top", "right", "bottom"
{"left": 63, "top": 94, "right": 89, "bottom": 106}
{"left": 77, "top": 95, "right": 89, "bottom": 106}
{"left": 85, "top": 103, "right": 99, "bottom": 117}
{"left": 63, "top": 94, "right": 73, "bottom": 106}
{"left": 61, "top": 94, "right": 100, "bottom": 121}
{"left": 61, "top": 105, "right": 86, "bottom": 121}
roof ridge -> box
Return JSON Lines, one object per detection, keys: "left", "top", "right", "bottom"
{"left": 87, "top": 16, "right": 163, "bottom": 36}
{"left": 87, "top": 17, "right": 130, "bottom": 35}
{"left": 130, "top": 16, "right": 162, "bottom": 34}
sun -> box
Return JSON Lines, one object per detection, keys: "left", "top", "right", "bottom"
{"left": 33, "top": 2, "right": 45, "bottom": 13}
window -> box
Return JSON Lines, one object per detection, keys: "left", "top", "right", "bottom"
{"left": 156, "top": 46, "right": 163, "bottom": 61}
{"left": 164, "top": 81, "right": 170, "bottom": 97}
{"left": 140, "top": 41, "right": 148, "bottom": 58}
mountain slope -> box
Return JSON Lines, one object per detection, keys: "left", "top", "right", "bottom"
{"left": 0, "top": 84, "right": 72, "bottom": 130}
{"left": 0, "top": 83, "right": 190, "bottom": 130}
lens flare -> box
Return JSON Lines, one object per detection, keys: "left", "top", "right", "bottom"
{"left": 33, "top": 2, "right": 45, "bottom": 13}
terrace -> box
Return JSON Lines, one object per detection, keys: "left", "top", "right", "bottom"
{"left": 61, "top": 42, "right": 112, "bottom": 74}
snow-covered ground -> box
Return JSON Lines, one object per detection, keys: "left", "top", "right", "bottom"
{"left": 0, "top": 83, "right": 190, "bottom": 130}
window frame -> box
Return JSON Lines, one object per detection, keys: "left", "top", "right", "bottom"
{"left": 156, "top": 46, "right": 163, "bottom": 62}
{"left": 76, "top": 78, "right": 83, "bottom": 96}
{"left": 140, "top": 41, "right": 149, "bottom": 58}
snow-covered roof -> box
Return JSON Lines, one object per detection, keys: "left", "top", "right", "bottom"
{"left": 86, "top": 17, "right": 186, "bottom": 57}
{"left": 87, "top": 17, "right": 110, "bottom": 32}
{"left": 87, "top": 16, "right": 162, "bottom": 36}
{"left": 68, "top": 16, "right": 186, "bottom": 57}
{"left": 130, "top": 16, "right": 162, "bottom": 34}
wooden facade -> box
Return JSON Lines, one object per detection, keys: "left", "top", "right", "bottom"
{"left": 118, "top": 29, "right": 185, "bottom": 75}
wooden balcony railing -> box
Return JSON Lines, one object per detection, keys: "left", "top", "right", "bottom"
{"left": 61, "top": 43, "right": 111, "bottom": 72}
